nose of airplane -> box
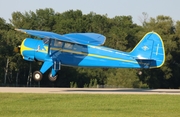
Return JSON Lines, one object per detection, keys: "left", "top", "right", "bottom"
{"left": 20, "top": 38, "right": 39, "bottom": 61}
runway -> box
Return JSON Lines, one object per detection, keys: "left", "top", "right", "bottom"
{"left": 0, "top": 87, "right": 180, "bottom": 94}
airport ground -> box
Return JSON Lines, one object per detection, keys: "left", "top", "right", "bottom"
{"left": 1, "top": 87, "right": 180, "bottom": 94}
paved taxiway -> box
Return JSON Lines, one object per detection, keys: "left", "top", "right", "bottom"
{"left": 0, "top": 87, "right": 180, "bottom": 94}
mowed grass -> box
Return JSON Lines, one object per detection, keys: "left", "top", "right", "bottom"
{"left": 0, "top": 93, "right": 180, "bottom": 117}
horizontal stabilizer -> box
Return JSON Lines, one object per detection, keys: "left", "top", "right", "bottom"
{"left": 136, "top": 59, "right": 156, "bottom": 68}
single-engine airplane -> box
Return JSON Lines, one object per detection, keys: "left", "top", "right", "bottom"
{"left": 15, "top": 29, "right": 165, "bottom": 82}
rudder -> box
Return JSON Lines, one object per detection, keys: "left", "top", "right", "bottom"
{"left": 130, "top": 32, "right": 165, "bottom": 68}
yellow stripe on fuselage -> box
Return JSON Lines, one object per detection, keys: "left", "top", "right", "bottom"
{"left": 51, "top": 47, "right": 88, "bottom": 56}
{"left": 51, "top": 48, "right": 137, "bottom": 64}
{"left": 88, "top": 54, "right": 137, "bottom": 63}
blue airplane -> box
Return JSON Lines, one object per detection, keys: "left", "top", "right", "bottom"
{"left": 15, "top": 29, "right": 165, "bottom": 82}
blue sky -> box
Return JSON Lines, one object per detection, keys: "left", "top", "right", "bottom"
{"left": 0, "top": 0, "right": 180, "bottom": 25}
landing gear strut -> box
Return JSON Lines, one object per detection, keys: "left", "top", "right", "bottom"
{"left": 33, "top": 71, "right": 43, "bottom": 81}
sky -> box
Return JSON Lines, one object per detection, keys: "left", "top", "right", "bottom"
{"left": 0, "top": 0, "right": 180, "bottom": 25}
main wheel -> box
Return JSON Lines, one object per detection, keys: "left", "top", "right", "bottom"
{"left": 48, "top": 73, "right": 58, "bottom": 82}
{"left": 33, "top": 71, "right": 43, "bottom": 81}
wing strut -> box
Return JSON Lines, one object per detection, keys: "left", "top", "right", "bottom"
{"left": 47, "top": 39, "right": 51, "bottom": 56}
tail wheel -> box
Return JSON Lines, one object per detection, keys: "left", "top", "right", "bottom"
{"left": 33, "top": 71, "right": 43, "bottom": 81}
{"left": 48, "top": 73, "right": 58, "bottom": 82}
{"left": 138, "top": 70, "right": 142, "bottom": 75}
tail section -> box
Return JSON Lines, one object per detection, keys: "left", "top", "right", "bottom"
{"left": 130, "top": 32, "right": 165, "bottom": 68}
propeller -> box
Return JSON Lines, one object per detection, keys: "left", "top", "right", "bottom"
{"left": 14, "top": 45, "right": 21, "bottom": 53}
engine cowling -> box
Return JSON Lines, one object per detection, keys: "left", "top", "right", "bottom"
{"left": 20, "top": 38, "right": 48, "bottom": 61}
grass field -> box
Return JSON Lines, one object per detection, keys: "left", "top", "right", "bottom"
{"left": 0, "top": 93, "right": 180, "bottom": 117}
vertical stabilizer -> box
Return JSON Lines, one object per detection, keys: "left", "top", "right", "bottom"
{"left": 130, "top": 32, "right": 165, "bottom": 68}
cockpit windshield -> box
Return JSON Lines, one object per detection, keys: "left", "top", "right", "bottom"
{"left": 43, "top": 38, "right": 49, "bottom": 44}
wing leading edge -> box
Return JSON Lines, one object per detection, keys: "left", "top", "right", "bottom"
{"left": 15, "top": 29, "right": 106, "bottom": 46}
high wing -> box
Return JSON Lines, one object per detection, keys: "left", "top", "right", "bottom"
{"left": 15, "top": 29, "right": 106, "bottom": 46}
{"left": 63, "top": 33, "right": 106, "bottom": 45}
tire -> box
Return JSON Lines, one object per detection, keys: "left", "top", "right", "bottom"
{"left": 138, "top": 71, "right": 142, "bottom": 75}
{"left": 33, "top": 71, "right": 43, "bottom": 81}
{"left": 48, "top": 73, "right": 58, "bottom": 82}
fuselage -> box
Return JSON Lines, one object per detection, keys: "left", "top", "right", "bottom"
{"left": 20, "top": 38, "right": 141, "bottom": 68}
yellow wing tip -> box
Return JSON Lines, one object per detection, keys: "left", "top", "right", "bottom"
{"left": 15, "top": 28, "right": 26, "bottom": 34}
{"left": 15, "top": 28, "right": 19, "bottom": 31}
{"left": 15, "top": 28, "right": 22, "bottom": 32}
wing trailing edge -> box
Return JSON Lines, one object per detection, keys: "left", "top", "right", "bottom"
{"left": 15, "top": 29, "right": 106, "bottom": 46}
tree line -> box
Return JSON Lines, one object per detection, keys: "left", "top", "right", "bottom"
{"left": 0, "top": 8, "right": 180, "bottom": 88}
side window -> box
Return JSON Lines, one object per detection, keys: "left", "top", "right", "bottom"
{"left": 64, "top": 42, "right": 73, "bottom": 49}
{"left": 54, "top": 40, "right": 63, "bottom": 48}
{"left": 50, "top": 39, "right": 54, "bottom": 46}
{"left": 73, "top": 44, "right": 87, "bottom": 53}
